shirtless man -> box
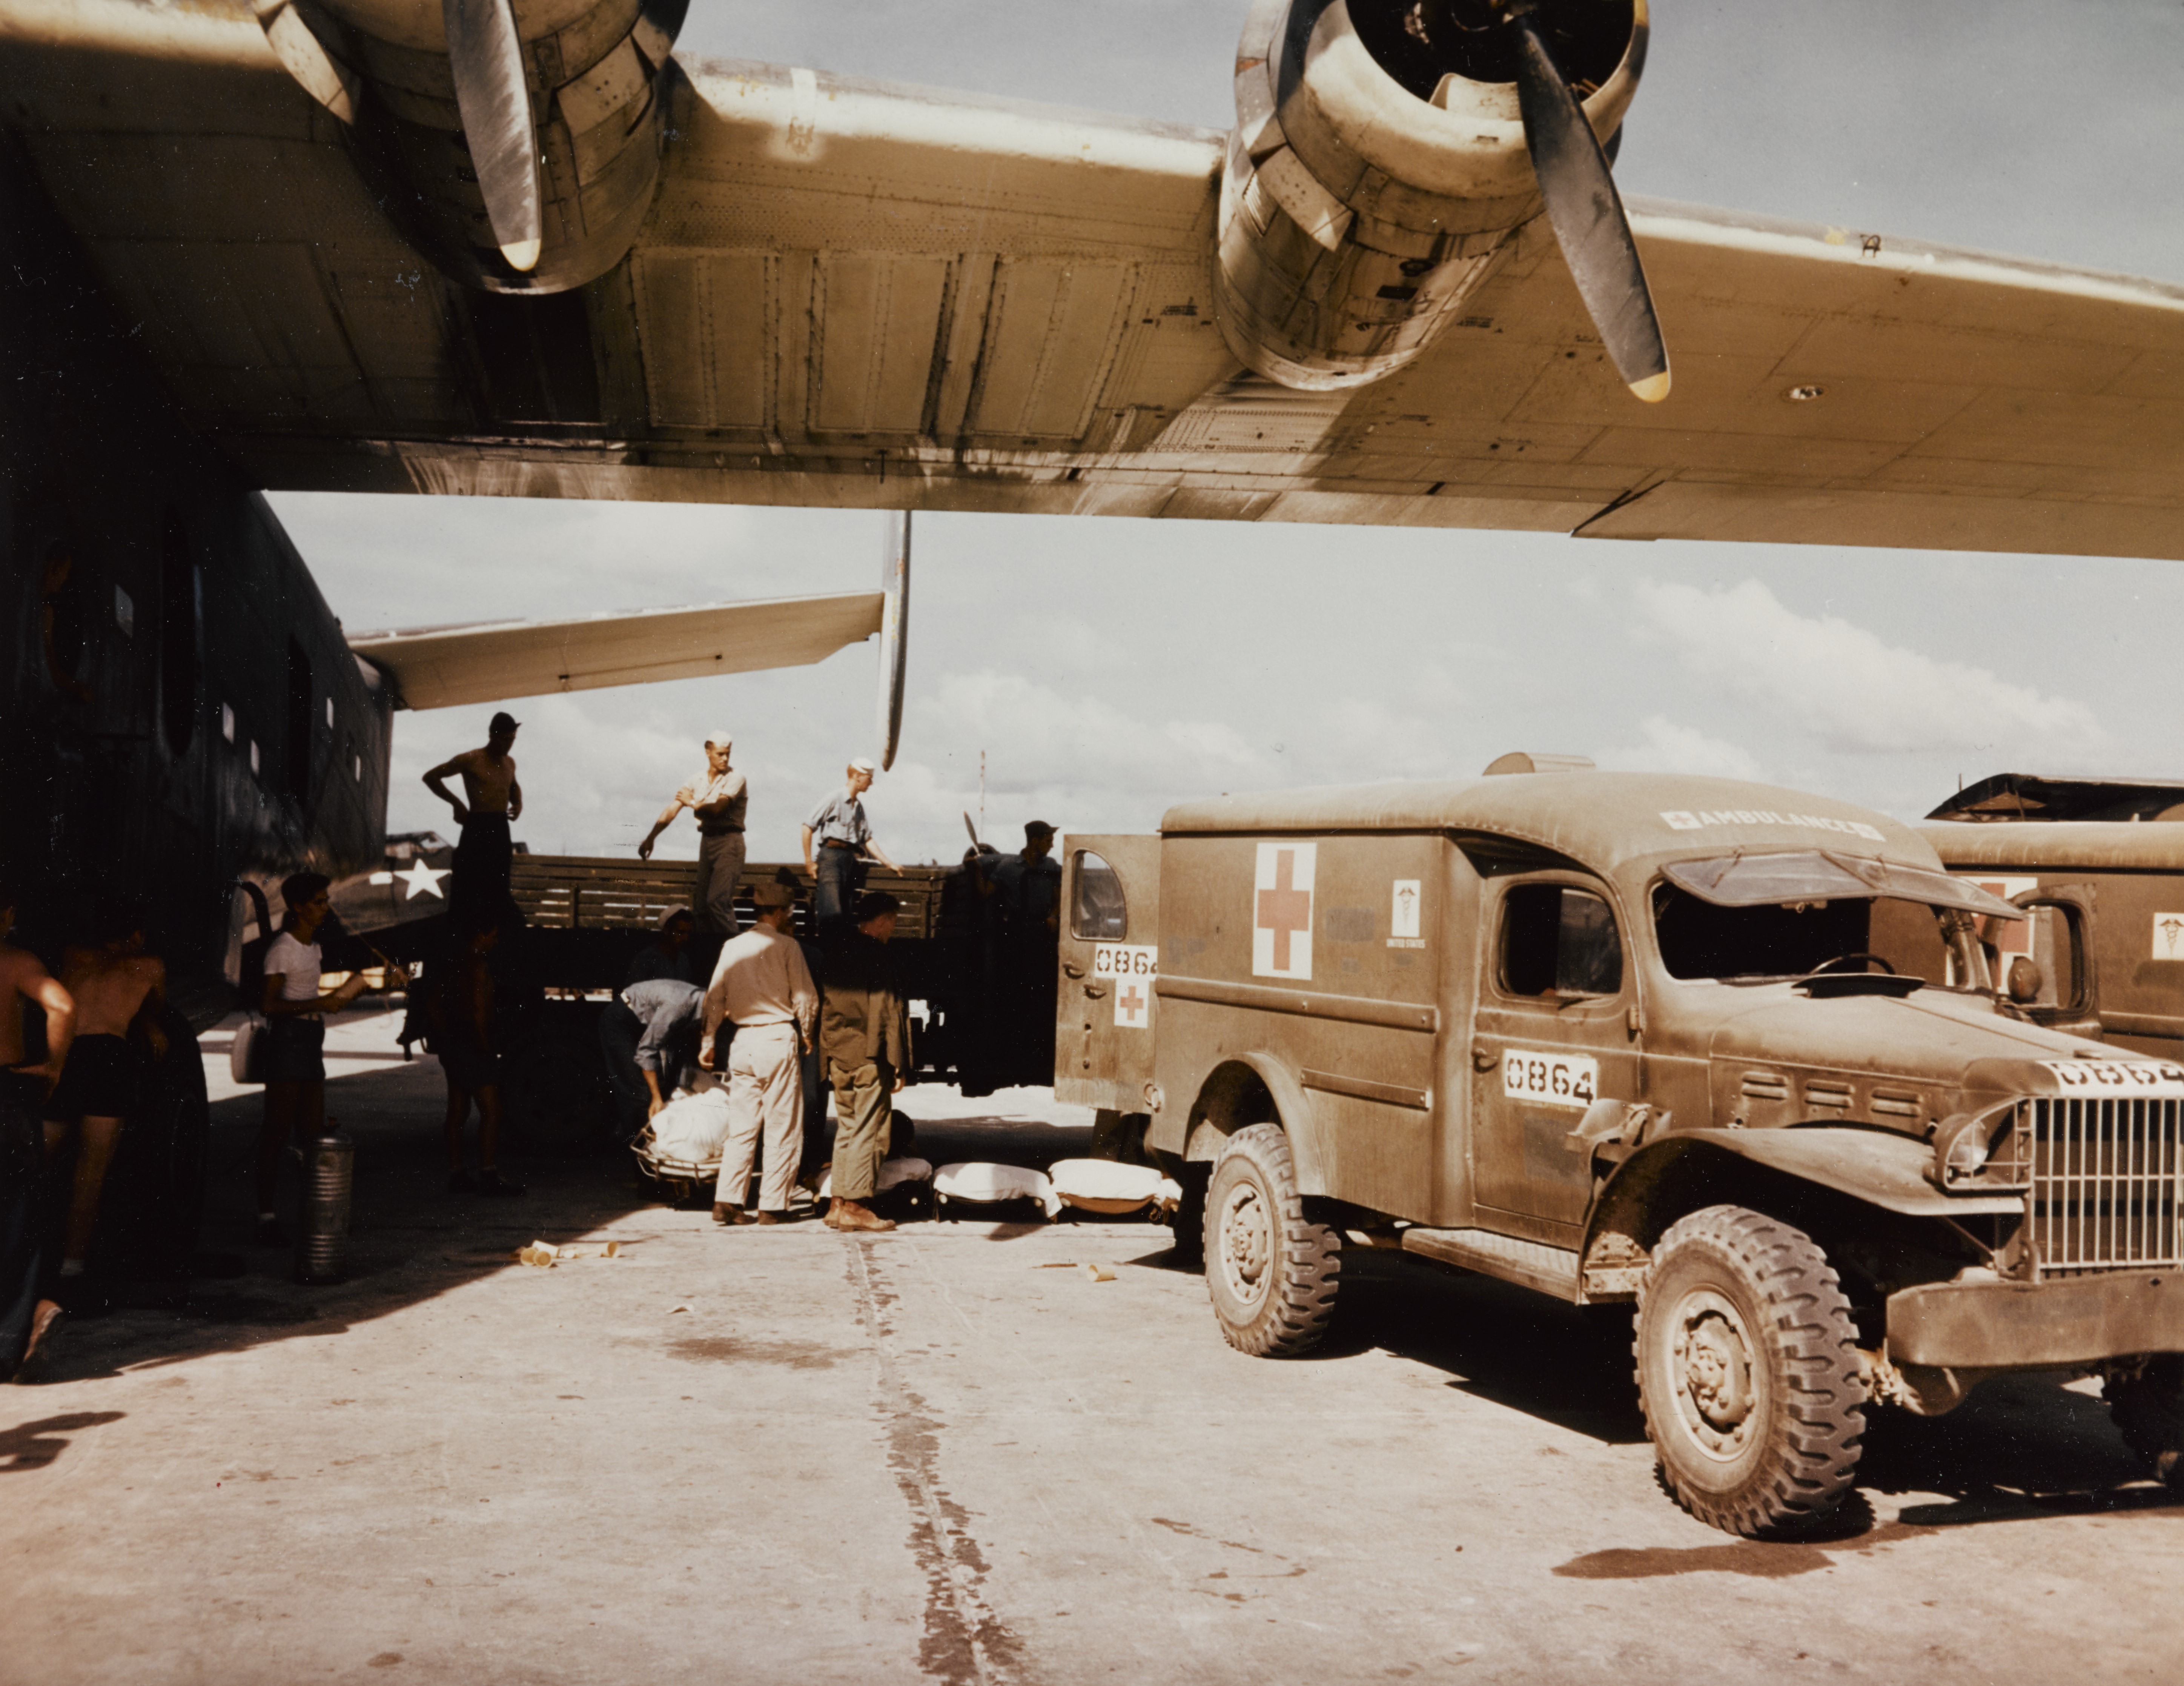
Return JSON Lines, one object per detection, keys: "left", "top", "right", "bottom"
{"left": 43, "top": 903, "right": 167, "bottom": 1307}
{"left": 423, "top": 711, "right": 523, "bottom": 924}
{"left": 2, "top": 880, "right": 75, "bottom": 1380}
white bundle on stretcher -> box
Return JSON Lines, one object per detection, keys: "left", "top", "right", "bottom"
{"left": 933, "top": 1162, "right": 1062, "bottom": 1218}
{"left": 648, "top": 1088, "right": 733, "bottom": 1163}
{"left": 1046, "top": 1159, "right": 1183, "bottom": 1216}
{"left": 817, "top": 1157, "right": 934, "bottom": 1200}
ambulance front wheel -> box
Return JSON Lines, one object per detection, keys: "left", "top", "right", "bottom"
{"left": 1203, "top": 1123, "right": 1340, "bottom": 1357}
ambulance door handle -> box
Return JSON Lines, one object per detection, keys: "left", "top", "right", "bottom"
{"left": 1083, "top": 983, "right": 1107, "bottom": 999}
{"left": 1063, "top": 962, "right": 1086, "bottom": 978}
{"left": 1473, "top": 1048, "right": 1500, "bottom": 1072}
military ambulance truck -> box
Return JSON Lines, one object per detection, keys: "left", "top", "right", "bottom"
{"left": 1916, "top": 774, "right": 2184, "bottom": 1066}
{"left": 1057, "top": 761, "right": 2184, "bottom": 1538}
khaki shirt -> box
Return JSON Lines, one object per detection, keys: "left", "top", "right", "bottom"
{"left": 704, "top": 926, "right": 817, "bottom": 1042}
{"left": 818, "top": 927, "right": 910, "bottom": 1073}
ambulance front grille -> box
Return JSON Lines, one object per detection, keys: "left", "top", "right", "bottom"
{"left": 2027, "top": 1097, "right": 2184, "bottom": 1274}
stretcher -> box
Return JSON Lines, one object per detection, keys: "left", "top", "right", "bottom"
{"left": 628, "top": 1123, "right": 721, "bottom": 1206}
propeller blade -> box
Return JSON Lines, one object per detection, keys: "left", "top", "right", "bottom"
{"left": 876, "top": 512, "right": 911, "bottom": 771}
{"left": 963, "top": 812, "right": 981, "bottom": 847}
{"left": 1508, "top": 8, "right": 1669, "bottom": 402}
{"left": 442, "top": 0, "right": 542, "bottom": 272}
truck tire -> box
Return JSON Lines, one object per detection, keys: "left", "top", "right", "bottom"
{"left": 1634, "top": 1205, "right": 1865, "bottom": 1538}
{"left": 1203, "top": 1123, "right": 1339, "bottom": 1357}
{"left": 2108, "top": 1357, "right": 2184, "bottom": 1489}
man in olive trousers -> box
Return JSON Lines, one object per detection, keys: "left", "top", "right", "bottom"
{"left": 819, "top": 890, "right": 911, "bottom": 1233}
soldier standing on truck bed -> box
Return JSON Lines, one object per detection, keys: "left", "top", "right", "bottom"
{"left": 422, "top": 712, "right": 522, "bottom": 925}
{"left": 802, "top": 757, "right": 900, "bottom": 922}
{"left": 637, "top": 732, "right": 747, "bottom": 939}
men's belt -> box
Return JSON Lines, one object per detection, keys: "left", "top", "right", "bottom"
{"left": 822, "top": 839, "right": 858, "bottom": 849}
{"left": 698, "top": 825, "right": 745, "bottom": 836}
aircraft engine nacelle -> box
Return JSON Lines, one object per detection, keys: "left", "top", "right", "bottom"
{"left": 253, "top": 0, "right": 688, "bottom": 293}
{"left": 1217, "top": 0, "right": 1646, "bottom": 391}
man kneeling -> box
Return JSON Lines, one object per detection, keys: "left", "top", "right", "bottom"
{"left": 701, "top": 882, "right": 817, "bottom": 1226}
{"left": 820, "top": 890, "right": 911, "bottom": 1233}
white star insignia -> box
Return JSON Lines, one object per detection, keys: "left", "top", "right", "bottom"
{"left": 394, "top": 859, "right": 452, "bottom": 901}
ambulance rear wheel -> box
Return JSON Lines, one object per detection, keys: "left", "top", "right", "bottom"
{"left": 1634, "top": 1205, "right": 1865, "bottom": 1538}
{"left": 1203, "top": 1124, "right": 1340, "bottom": 1357}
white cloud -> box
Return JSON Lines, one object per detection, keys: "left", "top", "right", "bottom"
{"left": 1597, "top": 716, "right": 1765, "bottom": 781}
{"left": 1634, "top": 579, "right": 2108, "bottom": 760}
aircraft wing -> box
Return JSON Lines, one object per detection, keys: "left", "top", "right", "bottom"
{"left": 349, "top": 593, "right": 885, "bottom": 710}
{"left": 7, "top": 2, "right": 2184, "bottom": 560}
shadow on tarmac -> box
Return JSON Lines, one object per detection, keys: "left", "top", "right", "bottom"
{"left": 0, "top": 1411, "right": 126, "bottom": 1472}
{"left": 25, "top": 1045, "right": 1101, "bottom": 1388}
{"left": 1130, "top": 1238, "right": 2180, "bottom": 1541}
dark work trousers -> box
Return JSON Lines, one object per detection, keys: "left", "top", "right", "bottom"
{"left": 814, "top": 846, "right": 865, "bottom": 922}
{"left": 0, "top": 1075, "right": 47, "bottom": 1377}
{"left": 452, "top": 813, "right": 513, "bottom": 924}
{"left": 597, "top": 1000, "right": 648, "bottom": 1142}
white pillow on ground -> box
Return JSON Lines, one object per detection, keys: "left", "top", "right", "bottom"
{"left": 1047, "top": 1159, "right": 1182, "bottom": 1214}
{"left": 934, "top": 1162, "right": 1059, "bottom": 1217}
{"left": 817, "top": 1157, "right": 937, "bottom": 1201}
{"left": 648, "top": 1088, "right": 733, "bottom": 1163}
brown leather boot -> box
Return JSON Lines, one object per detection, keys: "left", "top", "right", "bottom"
{"left": 832, "top": 1198, "right": 895, "bottom": 1233}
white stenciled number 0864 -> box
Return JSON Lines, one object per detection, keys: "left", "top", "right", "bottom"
{"left": 1501, "top": 1050, "right": 1597, "bottom": 1107}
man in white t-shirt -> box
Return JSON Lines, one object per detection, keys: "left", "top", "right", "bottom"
{"left": 639, "top": 732, "right": 748, "bottom": 938}
{"left": 253, "top": 872, "right": 369, "bottom": 1245}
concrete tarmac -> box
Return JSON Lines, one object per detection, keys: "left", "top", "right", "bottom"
{"left": 3, "top": 1011, "right": 2180, "bottom": 1685}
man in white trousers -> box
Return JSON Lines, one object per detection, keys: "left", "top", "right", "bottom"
{"left": 699, "top": 881, "right": 817, "bottom": 1225}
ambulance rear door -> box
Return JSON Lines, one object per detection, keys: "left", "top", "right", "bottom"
{"left": 1056, "top": 835, "right": 1161, "bottom": 1110}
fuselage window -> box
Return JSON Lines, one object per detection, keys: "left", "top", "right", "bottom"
{"left": 1499, "top": 883, "right": 1623, "bottom": 999}
{"left": 160, "top": 513, "right": 199, "bottom": 757}
{"left": 1071, "top": 851, "right": 1127, "bottom": 940}
{"left": 221, "top": 702, "right": 235, "bottom": 743}
{"left": 249, "top": 739, "right": 260, "bottom": 776}
{"left": 113, "top": 585, "right": 134, "bottom": 636}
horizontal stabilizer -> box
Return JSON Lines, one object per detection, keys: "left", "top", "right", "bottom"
{"left": 349, "top": 592, "right": 885, "bottom": 710}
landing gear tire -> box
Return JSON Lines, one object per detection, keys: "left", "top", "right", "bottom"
{"left": 1634, "top": 1205, "right": 1865, "bottom": 1538}
{"left": 1203, "top": 1123, "right": 1339, "bottom": 1357}
{"left": 2108, "top": 1356, "right": 2184, "bottom": 1490}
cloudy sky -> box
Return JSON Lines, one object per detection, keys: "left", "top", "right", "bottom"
{"left": 276, "top": 1, "right": 2184, "bottom": 866}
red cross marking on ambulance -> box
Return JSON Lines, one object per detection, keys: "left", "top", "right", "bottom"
{"left": 1119, "top": 981, "right": 1146, "bottom": 1023}
{"left": 1257, "top": 848, "right": 1312, "bottom": 970}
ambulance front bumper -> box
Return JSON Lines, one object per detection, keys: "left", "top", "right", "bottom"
{"left": 1888, "top": 1271, "right": 2184, "bottom": 1368}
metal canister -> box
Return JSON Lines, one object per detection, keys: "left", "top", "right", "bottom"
{"left": 293, "top": 1129, "right": 355, "bottom": 1284}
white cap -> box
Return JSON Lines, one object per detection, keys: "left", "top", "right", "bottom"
{"left": 705, "top": 730, "right": 733, "bottom": 749}
{"left": 848, "top": 756, "right": 878, "bottom": 775}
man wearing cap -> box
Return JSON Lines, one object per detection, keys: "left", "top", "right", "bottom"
{"left": 639, "top": 732, "right": 748, "bottom": 938}
{"left": 802, "top": 758, "right": 899, "bottom": 923}
{"left": 818, "top": 889, "right": 912, "bottom": 1233}
{"left": 700, "top": 881, "right": 818, "bottom": 1225}
{"left": 989, "top": 821, "right": 1064, "bottom": 1085}
{"left": 423, "top": 712, "right": 524, "bottom": 923}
